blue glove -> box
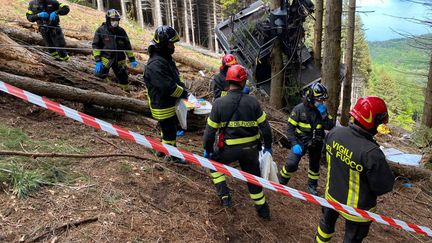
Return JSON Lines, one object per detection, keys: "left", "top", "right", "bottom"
{"left": 262, "top": 147, "right": 272, "bottom": 155}
{"left": 49, "top": 11, "right": 58, "bottom": 22}
{"left": 292, "top": 144, "right": 303, "bottom": 156}
{"left": 95, "top": 61, "right": 104, "bottom": 74}
{"left": 37, "top": 12, "right": 49, "bottom": 18}
{"left": 130, "top": 60, "right": 138, "bottom": 68}
{"left": 316, "top": 103, "right": 327, "bottom": 116}
{"left": 242, "top": 85, "right": 250, "bottom": 94}
{"left": 203, "top": 150, "right": 212, "bottom": 159}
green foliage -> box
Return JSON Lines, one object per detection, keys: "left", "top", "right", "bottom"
{"left": 412, "top": 125, "right": 432, "bottom": 153}
{"left": 0, "top": 126, "right": 29, "bottom": 150}
{"left": 0, "top": 161, "right": 43, "bottom": 199}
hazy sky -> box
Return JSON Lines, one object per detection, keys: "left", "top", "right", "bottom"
{"left": 357, "top": 0, "right": 431, "bottom": 41}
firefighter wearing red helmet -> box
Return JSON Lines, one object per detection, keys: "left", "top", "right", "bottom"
{"left": 211, "top": 54, "right": 238, "bottom": 99}
{"left": 278, "top": 82, "right": 335, "bottom": 195}
{"left": 315, "top": 96, "right": 394, "bottom": 243}
{"left": 203, "top": 64, "right": 273, "bottom": 219}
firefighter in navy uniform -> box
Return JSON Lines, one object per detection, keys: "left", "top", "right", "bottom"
{"left": 92, "top": 9, "right": 138, "bottom": 91}
{"left": 144, "top": 25, "right": 188, "bottom": 163}
{"left": 315, "top": 96, "right": 394, "bottom": 243}
{"left": 211, "top": 54, "right": 238, "bottom": 99}
{"left": 278, "top": 82, "right": 334, "bottom": 195}
{"left": 203, "top": 64, "right": 273, "bottom": 219}
{"left": 26, "top": 0, "right": 70, "bottom": 61}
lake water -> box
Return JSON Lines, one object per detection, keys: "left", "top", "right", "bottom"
{"left": 358, "top": 0, "right": 431, "bottom": 41}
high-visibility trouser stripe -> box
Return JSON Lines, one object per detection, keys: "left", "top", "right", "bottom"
{"left": 147, "top": 96, "right": 176, "bottom": 120}
{"left": 26, "top": 10, "right": 34, "bottom": 14}
{"left": 50, "top": 52, "right": 60, "bottom": 57}
{"left": 211, "top": 171, "right": 226, "bottom": 184}
{"left": 58, "top": 55, "right": 70, "bottom": 61}
{"left": 298, "top": 122, "right": 311, "bottom": 129}
{"left": 317, "top": 225, "right": 334, "bottom": 242}
{"left": 295, "top": 128, "right": 303, "bottom": 134}
{"left": 315, "top": 235, "right": 330, "bottom": 243}
{"left": 101, "top": 57, "right": 110, "bottom": 66}
{"left": 225, "top": 134, "right": 260, "bottom": 145}
{"left": 92, "top": 50, "right": 101, "bottom": 57}
{"left": 257, "top": 112, "right": 267, "bottom": 124}
{"left": 280, "top": 166, "right": 293, "bottom": 179}
{"left": 220, "top": 91, "right": 227, "bottom": 97}
{"left": 170, "top": 85, "right": 184, "bottom": 98}
{"left": 162, "top": 139, "right": 176, "bottom": 146}
{"left": 207, "top": 117, "right": 219, "bottom": 129}
{"left": 317, "top": 124, "right": 323, "bottom": 129}
{"left": 288, "top": 117, "right": 298, "bottom": 126}
{"left": 326, "top": 193, "right": 374, "bottom": 223}
{"left": 250, "top": 191, "right": 266, "bottom": 205}
{"left": 308, "top": 169, "right": 320, "bottom": 180}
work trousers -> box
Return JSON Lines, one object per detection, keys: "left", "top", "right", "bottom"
{"left": 316, "top": 207, "right": 371, "bottom": 243}
{"left": 95, "top": 58, "right": 129, "bottom": 85}
{"left": 210, "top": 143, "right": 266, "bottom": 207}
{"left": 39, "top": 26, "right": 68, "bottom": 59}
{"left": 159, "top": 116, "right": 177, "bottom": 146}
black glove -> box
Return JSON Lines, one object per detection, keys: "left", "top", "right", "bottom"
{"left": 180, "top": 90, "right": 189, "bottom": 99}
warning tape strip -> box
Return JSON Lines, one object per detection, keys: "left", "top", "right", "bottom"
{"left": 0, "top": 80, "right": 431, "bottom": 237}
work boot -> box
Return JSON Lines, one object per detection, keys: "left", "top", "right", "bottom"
{"left": 256, "top": 202, "right": 270, "bottom": 220}
{"left": 307, "top": 182, "right": 318, "bottom": 196}
{"left": 278, "top": 174, "right": 290, "bottom": 185}
{"left": 221, "top": 195, "right": 232, "bottom": 208}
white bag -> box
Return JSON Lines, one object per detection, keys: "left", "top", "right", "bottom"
{"left": 259, "top": 151, "right": 279, "bottom": 183}
{"left": 176, "top": 99, "right": 188, "bottom": 130}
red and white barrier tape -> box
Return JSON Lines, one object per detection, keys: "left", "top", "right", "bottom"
{"left": 0, "top": 80, "right": 431, "bottom": 237}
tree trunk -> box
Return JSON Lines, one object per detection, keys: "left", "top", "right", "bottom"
{"left": 120, "top": 0, "right": 128, "bottom": 22}
{"left": 153, "top": 0, "right": 163, "bottom": 27}
{"left": 136, "top": 0, "right": 144, "bottom": 29}
{"left": 97, "top": 0, "right": 104, "bottom": 11}
{"left": 313, "top": 0, "right": 324, "bottom": 69}
{"left": 422, "top": 52, "right": 432, "bottom": 127}
{"left": 269, "top": 0, "right": 284, "bottom": 109}
{"left": 340, "top": 0, "right": 356, "bottom": 126}
{"left": 322, "top": 0, "right": 343, "bottom": 119}
{"left": 169, "top": 0, "right": 175, "bottom": 27}
{"left": 189, "top": 0, "right": 195, "bottom": 46}
{"left": 213, "top": 0, "right": 219, "bottom": 53}
{"left": 183, "top": 0, "right": 190, "bottom": 44}
{"left": 92, "top": 0, "right": 97, "bottom": 9}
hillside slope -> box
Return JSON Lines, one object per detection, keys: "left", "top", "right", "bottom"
{"left": 0, "top": 1, "right": 431, "bottom": 242}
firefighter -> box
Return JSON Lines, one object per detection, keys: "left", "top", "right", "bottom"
{"left": 92, "top": 9, "right": 138, "bottom": 91}
{"left": 278, "top": 82, "right": 334, "bottom": 195}
{"left": 203, "top": 64, "right": 273, "bottom": 219}
{"left": 144, "top": 25, "right": 188, "bottom": 163}
{"left": 315, "top": 96, "right": 394, "bottom": 243}
{"left": 211, "top": 54, "right": 250, "bottom": 100}
{"left": 26, "top": 0, "right": 70, "bottom": 61}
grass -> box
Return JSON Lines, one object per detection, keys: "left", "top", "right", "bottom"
{"left": 0, "top": 124, "right": 84, "bottom": 198}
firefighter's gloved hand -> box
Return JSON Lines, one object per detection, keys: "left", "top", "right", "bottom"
{"left": 292, "top": 144, "right": 303, "bottom": 155}
{"left": 203, "top": 150, "right": 212, "bottom": 159}
{"left": 263, "top": 147, "right": 272, "bottom": 155}
{"left": 130, "top": 60, "right": 138, "bottom": 68}
{"left": 180, "top": 89, "right": 189, "bottom": 99}
{"left": 95, "top": 61, "right": 104, "bottom": 74}
{"left": 316, "top": 103, "right": 327, "bottom": 116}
{"left": 49, "top": 11, "right": 58, "bottom": 22}
{"left": 242, "top": 85, "right": 250, "bottom": 94}
{"left": 37, "top": 12, "right": 49, "bottom": 18}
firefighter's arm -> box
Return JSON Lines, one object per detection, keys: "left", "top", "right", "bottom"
{"left": 365, "top": 148, "right": 395, "bottom": 196}
{"left": 286, "top": 107, "right": 301, "bottom": 145}
{"left": 92, "top": 28, "right": 103, "bottom": 62}
{"left": 257, "top": 107, "right": 272, "bottom": 149}
{"left": 203, "top": 104, "right": 220, "bottom": 153}
{"left": 26, "top": 4, "right": 39, "bottom": 22}
{"left": 150, "top": 61, "right": 186, "bottom": 97}
{"left": 55, "top": 1, "right": 70, "bottom": 15}
{"left": 322, "top": 113, "right": 335, "bottom": 130}
{"left": 122, "top": 30, "right": 136, "bottom": 62}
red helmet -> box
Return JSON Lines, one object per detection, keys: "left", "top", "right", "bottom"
{"left": 350, "top": 96, "right": 389, "bottom": 130}
{"left": 220, "top": 54, "right": 238, "bottom": 69}
{"left": 226, "top": 64, "right": 248, "bottom": 83}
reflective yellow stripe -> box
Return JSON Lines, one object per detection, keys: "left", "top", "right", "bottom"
{"left": 288, "top": 117, "right": 298, "bottom": 126}
{"left": 295, "top": 128, "right": 303, "bottom": 134}
{"left": 171, "top": 84, "right": 184, "bottom": 97}
{"left": 317, "top": 124, "right": 323, "bottom": 129}
{"left": 315, "top": 235, "right": 330, "bottom": 243}
{"left": 118, "top": 59, "right": 127, "bottom": 66}
{"left": 308, "top": 169, "right": 320, "bottom": 180}
{"left": 126, "top": 51, "right": 134, "bottom": 58}
{"left": 220, "top": 91, "right": 227, "bottom": 97}
{"left": 257, "top": 112, "right": 266, "bottom": 124}
{"left": 59, "top": 3, "right": 65, "bottom": 7}
{"left": 211, "top": 172, "right": 226, "bottom": 184}
{"left": 298, "top": 122, "right": 311, "bottom": 129}
{"left": 325, "top": 151, "right": 331, "bottom": 195}
{"left": 253, "top": 197, "right": 266, "bottom": 205}
{"left": 225, "top": 134, "right": 260, "bottom": 145}
{"left": 325, "top": 193, "right": 373, "bottom": 223}
{"left": 328, "top": 115, "right": 333, "bottom": 119}
{"left": 50, "top": 51, "right": 59, "bottom": 57}
{"left": 92, "top": 50, "right": 101, "bottom": 57}
{"left": 26, "top": 10, "right": 34, "bottom": 14}
{"left": 280, "top": 166, "right": 293, "bottom": 178}
{"left": 249, "top": 191, "right": 264, "bottom": 200}
{"left": 347, "top": 169, "right": 360, "bottom": 208}
{"left": 147, "top": 93, "right": 176, "bottom": 120}
{"left": 207, "top": 118, "right": 220, "bottom": 129}
{"left": 318, "top": 226, "right": 334, "bottom": 239}
{"left": 162, "top": 139, "right": 175, "bottom": 145}
{"left": 101, "top": 57, "right": 110, "bottom": 66}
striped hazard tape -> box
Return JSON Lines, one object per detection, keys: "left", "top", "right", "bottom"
{"left": 0, "top": 80, "right": 431, "bottom": 237}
